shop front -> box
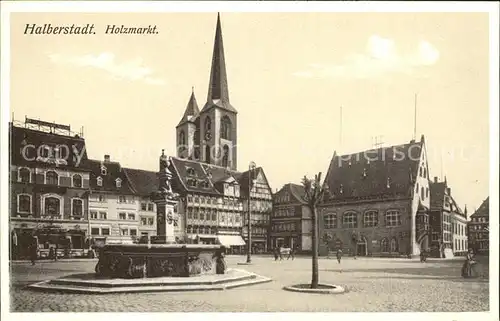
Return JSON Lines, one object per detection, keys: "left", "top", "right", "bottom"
{"left": 216, "top": 232, "right": 246, "bottom": 254}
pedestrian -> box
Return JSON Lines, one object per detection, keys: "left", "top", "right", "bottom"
{"left": 279, "top": 246, "right": 283, "bottom": 261}
{"left": 461, "top": 248, "right": 478, "bottom": 278}
{"left": 336, "top": 248, "right": 342, "bottom": 264}
{"left": 420, "top": 250, "right": 426, "bottom": 263}
{"left": 287, "top": 246, "right": 294, "bottom": 260}
{"left": 29, "top": 235, "right": 38, "bottom": 265}
{"left": 273, "top": 247, "right": 279, "bottom": 261}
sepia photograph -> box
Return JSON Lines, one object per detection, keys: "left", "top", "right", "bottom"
{"left": 1, "top": 1, "right": 498, "bottom": 318}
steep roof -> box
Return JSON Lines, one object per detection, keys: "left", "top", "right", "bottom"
{"left": 177, "top": 90, "right": 200, "bottom": 127}
{"left": 471, "top": 197, "right": 489, "bottom": 217}
{"left": 169, "top": 157, "right": 271, "bottom": 197}
{"left": 201, "top": 13, "right": 237, "bottom": 114}
{"left": 123, "top": 168, "right": 158, "bottom": 196}
{"left": 81, "top": 159, "right": 135, "bottom": 195}
{"left": 274, "top": 183, "right": 307, "bottom": 204}
{"left": 10, "top": 124, "right": 89, "bottom": 170}
{"left": 429, "top": 182, "right": 447, "bottom": 209}
{"left": 323, "top": 137, "right": 424, "bottom": 202}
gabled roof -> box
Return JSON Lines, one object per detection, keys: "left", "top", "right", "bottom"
{"left": 274, "top": 183, "right": 307, "bottom": 204}
{"left": 429, "top": 181, "right": 447, "bottom": 209}
{"left": 177, "top": 91, "right": 200, "bottom": 127}
{"left": 238, "top": 167, "right": 271, "bottom": 199}
{"left": 81, "top": 159, "right": 135, "bottom": 195}
{"left": 201, "top": 13, "right": 237, "bottom": 114}
{"left": 169, "top": 157, "right": 271, "bottom": 197}
{"left": 123, "top": 168, "right": 158, "bottom": 196}
{"left": 10, "top": 124, "right": 89, "bottom": 170}
{"left": 471, "top": 197, "right": 489, "bottom": 217}
{"left": 323, "top": 137, "right": 424, "bottom": 202}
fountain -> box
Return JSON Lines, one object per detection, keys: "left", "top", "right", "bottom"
{"left": 28, "top": 150, "right": 271, "bottom": 293}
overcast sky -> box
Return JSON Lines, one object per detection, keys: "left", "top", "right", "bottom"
{"left": 10, "top": 12, "right": 490, "bottom": 212}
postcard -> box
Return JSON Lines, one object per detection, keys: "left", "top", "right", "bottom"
{"left": 1, "top": 1, "right": 498, "bottom": 320}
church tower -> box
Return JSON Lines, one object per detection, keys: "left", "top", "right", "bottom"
{"left": 176, "top": 88, "right": 200, "bottom": 160}
{"left": 198, "top": 13, "right": 238, "bottom": 170}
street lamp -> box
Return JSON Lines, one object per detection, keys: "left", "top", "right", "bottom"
{"left": 246, "top": 161, "right": 257, "bottom": 264}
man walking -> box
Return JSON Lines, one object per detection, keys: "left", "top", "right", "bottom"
{"left": 336, "top": 248, "right": 343, "bottom": 264}
{"left": 29, "top": 235, "right": 38, "bottom": 265}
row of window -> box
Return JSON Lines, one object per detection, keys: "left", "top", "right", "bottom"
{"left": 323, "top": 210, "right": 402, "bottom": 229}
{"left": 250, "top": 200, "right": 273, "bottom": 212}
{"left": 140, "top": 217, "right": 155, "bottom": 226}
{"left": 119, "top": 212, "right": 137, "bottom": 220}
{"left": 250, "top": 227, "right": 267, "bottom": 235}
{"left": 187, "top": 226, "right": 217, "bottom": 235}
{"left": 17, "top": 168, "right": 85, "bottom": 188}
{"left": 274, "top": 207, "right": 296, "bottom": 217}
{"left": 454, "top": 239, "right": 468, "bottom": 251}
{"left": 452, "top": 223, "right": 466, "bottom": 236}
{"left": 140, "top": 203, "right": 155, "bottom": 212}
{"left": 18, "top": 194, "right": 83, "bottom": 216}
{"left": 274, "top": 192, "right": 291, "bottom": 204}
{"left": 470, "top": 232, "right": 488, "bottom": 240}
{"left": 187, "top": 195, "right": 241, "bottom": 207}
{"left": 471, "top": 217, "right": 488, "bottom": 223}
{"left": 272, "top": 223, "right": 297, "bottom": 232}
{"left": 470, "top": 225, "right": 487, "bottom": 231}
{"left": 415, "top": 184, "right": 430, "bottom": 201}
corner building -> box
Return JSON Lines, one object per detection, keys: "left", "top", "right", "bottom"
{"left": 319, "top": 136, "right": 431, "bottom": 257}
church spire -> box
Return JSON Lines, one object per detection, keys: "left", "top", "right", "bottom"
{"left": 177, "top": 89, "right": 199, "bottom": 127}
{"left": 207, "top": 13, "right": 229, "bottom": 105}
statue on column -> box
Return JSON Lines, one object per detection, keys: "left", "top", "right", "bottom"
{"left": 158, "top": 149, "right": 179, "bottom": 201}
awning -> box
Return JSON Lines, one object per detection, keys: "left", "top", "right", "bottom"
{"left": 217, "top": 235, "right": 246, "bottom": 247}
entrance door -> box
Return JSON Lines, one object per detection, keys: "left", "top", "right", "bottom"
{"left": 357, "top": 237, "right": 368, "bottom": 256}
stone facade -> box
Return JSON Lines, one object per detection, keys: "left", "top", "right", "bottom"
{"left": 319, "top": 136, "right": 431, "bottom": 257}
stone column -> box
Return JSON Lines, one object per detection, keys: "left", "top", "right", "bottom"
{"left": 153, "top": 150, "right": 179, "bottom": 244}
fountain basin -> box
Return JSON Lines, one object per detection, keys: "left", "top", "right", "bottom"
{"left": 94, "top": 244, "right": 226, "bottom": 279}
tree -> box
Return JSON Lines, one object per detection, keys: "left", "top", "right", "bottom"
{"left": 302, "top": 172, "right": 329, "bottom": 289}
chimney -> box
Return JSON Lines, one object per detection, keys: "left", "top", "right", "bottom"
{"left": 410, "top": 139, "right": 416, "bottom": 144}
{"left": 104, "top": 155, "right": 110, "bottom": 162}
{"left": 434, "top": 176, "right": 438, "bottom": 183}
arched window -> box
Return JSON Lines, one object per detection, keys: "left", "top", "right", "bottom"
{"left": 381, "top": 238, "right": 389, "bottom": 252}
{"left": 423, "top": 168, "right": 427, "bottom": 178}
{"left": 421, "top": 187, "right": 425, "bottom": 199}
{"left": 363, "top": 210, "right": 379, "bottom": 227}
{"left": 186, "top": 167, "right": 196, "bottom": 176}
{"left": 390, "top": 238, "right": 398, "bottom": 252}
{"left": 101, "top": 165, "right": 107, "bottom": 176}
{"left": 221, "top": 116, "right": 231, "bottom": 140}
{"left": 116, "top": 178, "right": 122, "bottom": 188}
{"left": 73, "top": 174, "right": 82, "bottom": 188}
{"left": 19, "top": 168, "right": 31, "bottom": 183}
{"left": 72, "top": 199, "right": 83, "bottom": 216}
{"left": 204, "top": 117, "right": 212, "bottom": 134}
{"left": 96, "top": 176, "right": 103, "bottom": 186}
{"left": 45, "top": 196, "right": 61, "bottom": 216}
{"left": 45, "top": 171, "right": 58, "bottom": 185}
{"left": 179, "top": 130, "right": 186, "bottom": 146}
{"left": 323, "top": 213, "right": 337, "bottom": 229}
{"left": 222, "top": 145, "right": 229, "bottom": 168}
{"left": 204, "top": 144, "right": 211, "bottom": 163}
{"left": 342, "top": 211, "right": 358, "bottom": 228}
{"left": 18, "top": 194, "right": 31, "bottom": 213}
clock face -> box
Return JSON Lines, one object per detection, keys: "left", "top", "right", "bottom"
{"left": 205, "top": 130, "right": 211, "bottom": 140}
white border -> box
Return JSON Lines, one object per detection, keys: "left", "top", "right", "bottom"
{"left": 1, "top": 2, "right": 499, "bottom": 321}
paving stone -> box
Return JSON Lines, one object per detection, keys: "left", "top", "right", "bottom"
{"left": 9, "top": 255, "right": 489, "bottom": 312}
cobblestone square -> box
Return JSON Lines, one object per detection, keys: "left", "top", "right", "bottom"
{"left": 9, "top": 255, "right": 489, "bottom": 312}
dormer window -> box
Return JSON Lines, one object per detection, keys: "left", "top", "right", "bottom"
{"left": 362, "top": 168, "right": 367, "bottom": 178}
{"left": 96, "top": 176, "right": 103, "bottom": 187}
{"left": 101, "top": 165, "right": 107, "bottom": 176}
{"left": 386, "top": 177, "right": 391, "bottom": 189}
{"left": 116, "top": 178, "right": 122, "bottom": 188}
{"left": 186, "top": 167, "right": 196, "bottom": 177}
{"left": 339, "top": 184, "right": 344, "bottom": 194}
